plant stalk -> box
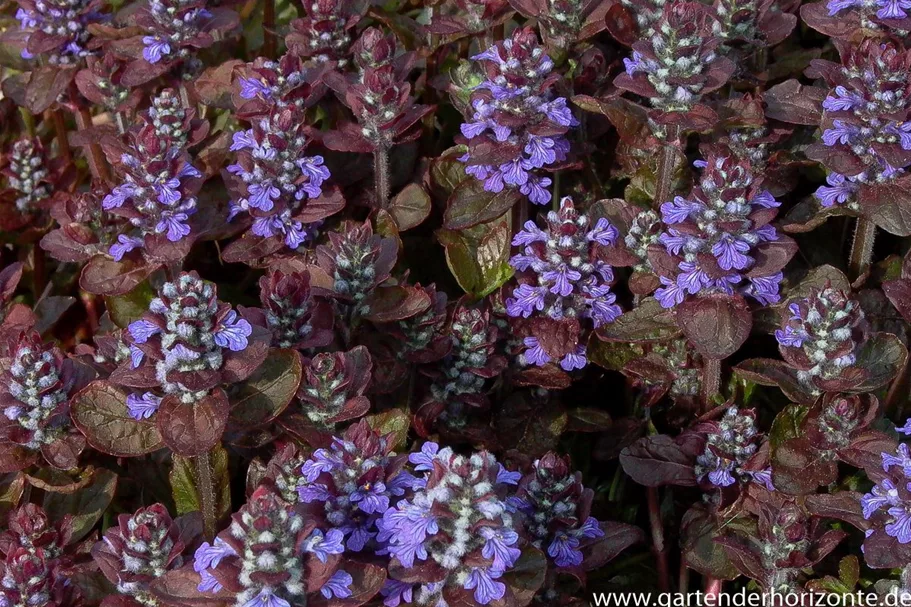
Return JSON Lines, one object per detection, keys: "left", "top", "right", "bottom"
{"left": 654, "top": 126, "right": 680, "bottom": 207}
{"left": 702, "top": 358, "right": 722, "bottom": 409}
{"left": 194, "top": 450, "right": 218, "bottom": 540}
{"left": 374, "top": 146, "right": 390, "bottom": 209}
{"left": 263, "top": 0, "right": 276, "bottom": 59}
{"left": 848, "top": 217, "right": 876, "bottom": 280}
{"left": 647, "top": 487, "right": 671, "bottom": 592}
{"left": 704, "top": 577, "right": 722, "bottom": 595}
{"left": 51, "top": 109, "right": 72, "bottom": 164}
{"left": 73, "top": 102, "right": 111, "bottom": 183}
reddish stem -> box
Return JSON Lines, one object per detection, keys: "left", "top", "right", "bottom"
{"left": 647, "top": 487, "right": 671, "bottom": 592}
{"left": 704, "top": 577, "right": 722, "bottom": 595}
{"left": 51, "top": 109, "right": 71, "bottom": 164}
{"left": 263, "top": 0, "right": 276, "bottom": 59}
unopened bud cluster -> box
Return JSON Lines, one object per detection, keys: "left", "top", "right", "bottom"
{"left": 257, "top": 271, "right": 333, "bottom": 350}
{"left": 695, "top": 406, "right": 773, "bottom": 489}
{"left": 6, "top": 139, "right": 51, "bottom": 214}
{"left": 15, "top": 0, "right": 103, "bottom": 64}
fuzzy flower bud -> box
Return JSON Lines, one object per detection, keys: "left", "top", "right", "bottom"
{"left": 124, "top": 271, "right": 253, "bottom": 406}
{"left": 0, "top": 330, "right": 84, "bottom": 469}
{"left": 285, "top": 0, "right": 366, "bottom": 67}
{"left": 509, "top": 453, "right": 604, "bottom": 568}
{"left": 92, "top": 504, "right": 198, "bottom": 602}
{"left": 774, "top": 286, "right": 868, "bottom": 394}
{"left": 616, "top": 2, "right": 734, "bottom": 115}
{"left": 458, "top": 27, "right": 577, "bottom": 205}
{"left": 4, "top": 138, "right": 52, "bottom": 214}
{"left": 315, "top": 221, "right": 397, "bottom": 318}
{"left": 295, "top": 346, "right": 372, "bottom": 428}
{"left": 252, "top": 271, "right": 333, "bottom": 350}
{"left": 694, "top": 406, "right": 773, "bottom": 489}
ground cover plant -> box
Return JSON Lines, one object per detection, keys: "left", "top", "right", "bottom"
{"left": 3, "top": 0, "right": 911, "bottom": 601}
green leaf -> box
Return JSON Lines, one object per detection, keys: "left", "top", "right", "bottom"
{"left": 169, "top": 444, "right": 231, "bottom": 521}
{"left": 365, "top": 409, "right": 411, "bottom": 452}
{"left": 105, "top": 280, "right": 155, "bottom": 329}
{"left": 443, "top": 179, "right": 520, "bottom": 230}
{"left": 228, "top": 349, "right": 302, "bottom": 429}
{"left": 596, "top": 298, "right": 680, "bottom": 342}
{"left": 438, "top": 213, "right": 513, "bottom": 298}
{"left": 389, "top": 183, "right": 431, "bottom": 231}
{"left": 43, "top": 468, "right": 117, "bottom": 542}
{"left": 429, "top": 145, "right": 469, "bottom": 200}
{"left": 71, "top": 381, "right": 164, "bottom": 457}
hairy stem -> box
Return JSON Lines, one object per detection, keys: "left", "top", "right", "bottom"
{"left": 679, "top": 562, "right": 690, "bottom": 594}
{"left": 31, "top": 245, "right": 46, "bottom": 302}
{"left": 848, "top": 217, "right": 876, "bottom": 280}
{"left": 647, "top": 487, "right": 671, "bottom": 592}
{"left": 263, "top": 0, "right": 276, "bottom": 59}
{"left": 374, "top": 147, "right": 390, "bottom": 209}
{"left": 51, "top": 109, "right": 71, "bottom": 164}
{"left": 654, "top": 127, "right": 680, "bottom": 207}
{"left": 74, "top": 102, "right": 111, "bottom": 183}
{"left": 702, "top": 358, "right": 722, "bottom": 409}
{"left": 194, "top": 450, "right": 218, "bottom": 540}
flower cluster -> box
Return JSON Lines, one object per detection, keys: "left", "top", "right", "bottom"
{"left": 0, "top": 329, "right": 85, "bottom": 470}
{"left": 616, "top": 2, "right": 734, "bottom": 116}
{"left": 102, "top": 100, "right": 203, "bottom": 258}
{"left": 812, "top": 42, "right": 911, "bottom": 208}
{"left": 624, "top": 209, "right": 662, "bottom": 273}
{"left": 509, "top": 453, "right": 604, "bottom": 568}
{"left": 0, "top": 504, "right": 81, "bottom": 607}
{"left": 379, "top": 443, "right": 522, "bottom": 606}
{"left": 136, "top": 0, "right": 228, "bottom": 71}
{"left": 315, "top": 221, "right": 397, "bottom": 320}
{"left": 295, "top": 420, "right": 416, "bottom": 552}
{"left": 123, "top": 271, "right": 253, "bottom": 409}
{"left": 246, "top": 270, "right": 333, "bottom": 350}
{"left": 863, "top": 445, "right": 911, "bottom": 545}
{"left": 3, "top": 138, "right": 52, "bottom": 217}
{"left": 652, "top": 154, "right": 788, "bottom": 308}
{"left": 285, "top": 0, "right": 366, "bottom": 67}
{"left": 507, "top": 197, "right": 621, "bottom": 370}
{"left": 236, "top": 53, "right": 325, "bottom": 114}
{"left": 325, "top": 27, "right": 429, "bottom": 153}
{"left": 192, "top": 485, "right": 355, "bottom": 605}
{"left": 387, "top": 284, "right": 449, "bottom": 363}
{"left": 92, "top": 504, "right": 199, "bottom": 604}
{"left": 294, "top": 347, "right": 372, "bottom": 428}
{"left": 694, "top": 406, "right": 773, "bottom": 490}
{"left": 226, "top": 107, "right": 331, "bottom": 250}
{"left": 15, "top": 0, "right": 104, "bottom": 64}
{"left": 774, "top": 286, "right": 868, "bottom": 394}
{"left": 424, "top": 302, "right": 505, "bottom": 431}
{"left": 458, "top": 27, "right": 577, "bottom": 205}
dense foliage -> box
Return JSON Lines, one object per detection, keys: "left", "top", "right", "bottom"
{"left": 3, "top": 0, "right": 911, "bottom": 601}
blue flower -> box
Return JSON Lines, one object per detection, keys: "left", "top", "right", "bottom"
{"left": 128, "top": 319, "right": 161, "bottom": 343}
{"left": 126, "top": 392, "right": 163, "bottom": 420}
{"left": 320, "top": 570, "right": 353, "bottom": 599}
{"left": 523, "top": 336, "right": 551, "bottom": 366}
{"left": 548, "top": 531, "right": 583, "bottom": 567}
{"left": 142, "top": 36, "right": 171, "bottom": 64}
{"left": 815, "top": 173, "right": 857, "bottom": 207}
{"left": 193, "top": 538, "right": 236, "bottom": 572}
{"left": 463, "top": 567, "right": 506, "bottom": 605}
{"left": 302, "top": 528, "right": 345, "bottom": 563}
{"left": 350, "top": 481, "right": 389, "bottom": 514}
{"left": 241, "top": 589, "right": 291, "bottom": 607}
{"left": 109, "top": 235, "right": 144, "bottom": 261}
{"left": 480, "top": 527, "right": 521, "bottom": 571}
{"left": 380, "top": 580, "right": 413, "bottom": 607}
{"left": 409, "top": 442, "right": 439, "bottom": 471}
{"left": 214, "top": 310, "right": 252, "bottom": 352}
